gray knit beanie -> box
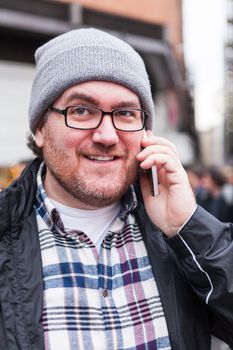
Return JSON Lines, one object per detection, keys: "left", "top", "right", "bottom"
{"left": 29, "top": 27, "right": 154, "bottom": 133}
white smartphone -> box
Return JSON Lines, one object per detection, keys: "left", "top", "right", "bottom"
{"left": 142, "top": 131, "right": 159, "bottom": 196}
{"left": 150, "top": 165, "right": 159, "bottom": 196}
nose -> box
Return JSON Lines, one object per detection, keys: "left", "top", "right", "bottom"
{"left": 92, "top": 115, "right": 119, "bottom": 146}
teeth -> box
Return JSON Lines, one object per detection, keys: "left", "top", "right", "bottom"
{"left": 88, "top": 155, "right": 115, "bottom": 161}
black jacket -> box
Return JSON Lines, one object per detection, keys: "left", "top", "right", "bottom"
{"left": 0, "top": 159, "right": 233, "bottom": 350}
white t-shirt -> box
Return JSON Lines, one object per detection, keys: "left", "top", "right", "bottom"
{"left": 50, "top": 199, "right": 121, "bottom": 250}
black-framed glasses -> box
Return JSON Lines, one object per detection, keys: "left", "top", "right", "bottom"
{"left": 49, "top": 105, "right": 148, "bottom": 132}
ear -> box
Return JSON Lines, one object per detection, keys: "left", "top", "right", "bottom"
{"left": 34, "top": 125, "right": 45, "bottom": 148}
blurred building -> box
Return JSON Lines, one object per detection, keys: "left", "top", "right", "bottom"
{"left": 225, "top": 0, "right": 233, "bottom": 164}
{"left": 0, "top": 0, "right": 198, "bottom": 167}
{"left": 202, "top": 0, "right": 233, "bottom": 167}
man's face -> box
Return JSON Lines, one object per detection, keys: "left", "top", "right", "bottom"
{"left": 35, "top": 81, "right": 144, "bottom": 209}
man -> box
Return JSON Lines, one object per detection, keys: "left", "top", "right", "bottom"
{"left": 0, "top": 28, "right": 232, "bottom": 350}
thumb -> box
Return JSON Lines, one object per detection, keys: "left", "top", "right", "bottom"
{"left": 139, "top": 170, "right": 154, "bottom": 200}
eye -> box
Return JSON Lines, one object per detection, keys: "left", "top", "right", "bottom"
{"left": 116, "top": 110, "right": 135, "bottom": 117}
{"left": 72, "top": 107, "right": 89, "bottom": 115}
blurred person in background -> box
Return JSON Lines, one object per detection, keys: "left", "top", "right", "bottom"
{"left": 186, "top": 164, "right": 204, "bottom": 194}
{"left": 186, "top": 164, "right": 209, "bottom": 206}
{"left": 201, "top": 166, "right": 233, "bottom": 222}
{"left": 222, "top": 165, "right": 233, "bottom": 217}
{"left": 0, "top": 28, "right": 233, "bottom": 350}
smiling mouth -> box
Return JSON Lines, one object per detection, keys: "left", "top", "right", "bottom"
{"left": 86, "top": 155, "right": 117, "bottom": 161}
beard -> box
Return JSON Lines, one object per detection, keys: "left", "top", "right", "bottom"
{"left": 42, "top": 131, "right": 139, "bottom": 208}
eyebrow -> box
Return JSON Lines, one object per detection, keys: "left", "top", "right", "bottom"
{"left": 63, "top": 92, "right": 141, "bottom": 109}
{"left": 64, "top": 92, "right": 98, "bottom": 105}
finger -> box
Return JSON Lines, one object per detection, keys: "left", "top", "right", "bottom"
{"left": 139, "top": 153, "right": 181, "bottom": 173}
{"left": 137, "top": 145, "right": 180, "bottom": 163}
{"left": 141, "top": 133, "right": 180, "bottom": 157}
